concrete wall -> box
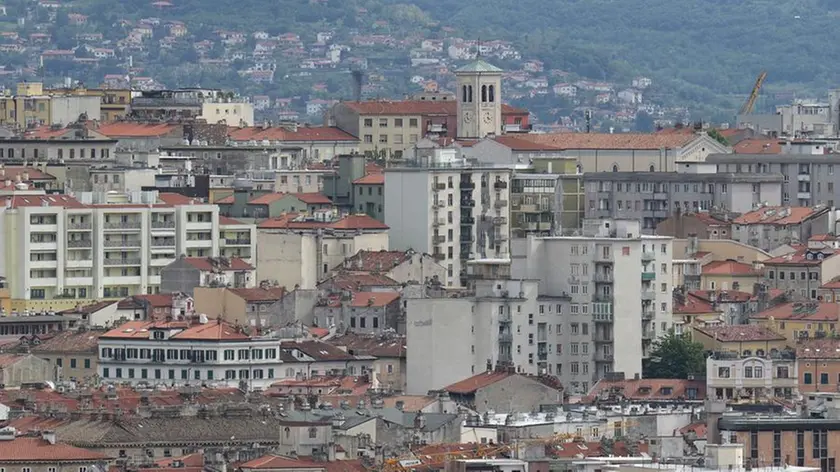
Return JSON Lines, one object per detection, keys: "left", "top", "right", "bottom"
{"left": 193, "top": 288, "right": 247, "bottom": 324}
{"left": 0, "top": 354, "right": 54, "bottom": 387}
{"left": 473, "top": 375, "right": 561, "bottom": 413}
{"left": 51, "top": 96, "right": 101, "bottom": 126}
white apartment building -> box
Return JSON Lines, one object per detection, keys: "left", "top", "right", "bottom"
{"left": 405, "top": 278, "right": 544, "bottom": 395}
{"left": 98, "top": 319, "right": 374, "bottom": 390}
{"left": 511, "top": 219, "right": 673, "bottom": 394}
{"left": 385, "top": 152, "right": 512, "bottom": 287}
{"left": 0, "top": 190, "right": 256, "bottom": 301}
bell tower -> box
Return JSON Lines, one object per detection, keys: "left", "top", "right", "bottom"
{"left": 455, "top": 57, "right": 503, "bottom": 139}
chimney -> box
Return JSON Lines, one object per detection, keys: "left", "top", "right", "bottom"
{"left": 41, "top": 430, "right": 56, "bottom": 444}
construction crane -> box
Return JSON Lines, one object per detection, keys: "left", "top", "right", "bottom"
{"left": 739, "top": 71, "right": 767, "bottom": 115}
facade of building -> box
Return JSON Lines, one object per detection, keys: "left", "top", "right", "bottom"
{"left": 751, "top": 302, "right": 839, "bottom": 341}
{"left": 764, "top": 247, "right": 840, "bottom": 300}
{"left": 0, "top": 189, "right": 256, "bottom": 302}
{"left": 160, "top": 256, "right": 256, "bottom": 296}
{"left": 797, "top": 338, "right": 840, "bottom": 393}
{"left": 656, "top": 212, "right": 732, "bottom": 239}
{"left": 584, "top": 171, "right": 783, "bottom": 233}
{"left": 0, "top": 353, "right": 54, "bottom": 387}
{"left": 352, "top": 173, "right": 385, "bottom": 221}
{"left": 200, "top": 102, "right": 255, "bottom": 127}
{"left": 28, "top": 328, "right": 102, "bottom": 383}
{"left": 193, "top": 286, "right": 287, "bottom": 326}
{"left": 0, "top": 433, "right": 112, "bottom": 471}
{"left": 385, "top": 159, "right": 512, "bottom": 287}
{"left": 0, "top": 82, "right": 102, "bottom": 128}
{"left": 731, "top": 206, "right": 832, "bottom": 252}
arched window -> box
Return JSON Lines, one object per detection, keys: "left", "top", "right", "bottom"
{"left": 7, "top": 149, "right": 13, "bottom": 159}
{"left": 649, "top": 165, "right": 655, "bottom": 172}
{"left": 576, "top": 164, "right": 582, "bottom": 173}
{"left": 743, "top": 349, "right": 752, "bottom": 356}
{"left": 489, "top": 85, "right": 495, "bottom": 102}
{"left": 756, "top": 349, "right": 765, "bottom": 357}
{"left": 308, "top": 427, "right": 318, "bottom": 439}
{"left": 462, "top": 85, "right": 468, "bottom": 103}
{"left": 285, "top": 367, "right": 294, "bottom": 377}
{"left": 481, "top": 85, "right": 487, "bottom": 102}
{"left": 284, "top": 427, "right": 291, "bottom": 438}
{"left": 612, "top": 164, "right": 619, "bottom": 172}
{"left": 468, "top": 85, "right": 473, "bottom": 103}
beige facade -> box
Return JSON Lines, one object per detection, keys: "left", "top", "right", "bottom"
{"left": 0, "top": 353, "right": 54, "bottom": 387}
{"left": 200, "top": 102, "right": 254, "bottom": 126}
{"left": 673, "top": 238, "right": 771, "bottom": 263}
{"left": 192, "top": 287, "right": 247, "bottom": 324}
{"left": 29, "top": 329, "right": 101, "bottom": 383}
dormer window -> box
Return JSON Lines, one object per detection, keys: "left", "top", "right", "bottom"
{"left": 638, "top": 386, "right": 651, "bottom": 395}
{"left": 153, "top": 330, "right": 165, "bottom": 340}
{"left": 660, "top": 387, "right": 673, "bottom": 395}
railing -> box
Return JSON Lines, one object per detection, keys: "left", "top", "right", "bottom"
{"left": 642, "top": 330, "right": 655, "bottom": 340}
{"left": 67, "top": 240, "right": 92, "bottom": 248}
{"left": 104, "top": 221, "right": 141, "bottom": 229}
{"left": 641, "top": 289, "right": 656, "bottom": 301}
{"left": 642, "top": 308, "right": 655, "bottom": 320}
{"left": 499, "top": 312, "right": 512, "bottom": 323}
{"left": 104, "top": 258, "right": 142, "bottom": 265}
{"left": 592, "top": 293, "right": 614, "bottom": 303}
{"left": 432, "top": 253, "right": 445, "bottom": 261}
{"left": 104, "top": 240, "right": 141, "bottom": 247}
{"left": 492, "top": 217, "right": 507, "bottom": 225}
{"left": 494, "top": 181, "right": 508, "bottom": 190}
{"left": 432, "top": 201, "right": 446, "bottom": 209}
{"left": 593, "top": 272, "right": 614, "bottom": 283}
{"left": 494, "top": 200, "right": 508, "bottom": 208}
{"left": 596, "top": 352, "right": 615, "bottom": 362}
{"left": 593, "top": 312, "right": 614, "bottom": 323}
{"left": 151, "top": 221, "right": 175, "bottom": 229}
{"left": 461, "top": 199, "right": 476, "bottom": 207}
{"left": 641, "top": 272, "right": 656, "bottom": 281}
{"left": 67, "top": 222, "right": 92, "bottom": 230}
{"left": 427, "top": 124, "right": 447, "bottom": 133}
{"left": 151, "top": 240, "right": 176, "bottom": 247}
{"left": 460, "top": 234, "right": 475, "bottom": 243}
{"left": 460, "top": 181, "right": 475, "bottom": 190}
{"left": 641, "top": 251, "right": 655, "bottom": 261}
{"left": 594, "top": 251, "right": 613, "bottom": 263}
{"left": 432, "top": 235, "right": 446, "bottom": 244}
{"left": 498, "top": 332, "right": 513, "bottom": 342}
{"left": 432, "top": 219, "right": 445, "bottom": 227}
{"left": 224, "top": 239, "right": 251, "bottom": 245}
{"left": 432, "top": 183, "right": 446, "bottom": 191}
{"left": 460, "top": 216, "right": 475, "bottom": 225}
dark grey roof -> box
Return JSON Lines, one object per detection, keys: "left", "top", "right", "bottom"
{"left": 0, "top": 315, "right": 73, "bottom": 324}
{"left": 718, "top": 416, "right": 840, "bottom": 431}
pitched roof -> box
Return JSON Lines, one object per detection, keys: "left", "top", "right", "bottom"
{"left": 701, "top": 260, "right": 760, "bottom": 276}
{"left": 328, "top": 333, "right": 406, "bottom": 358}
{"left": 587, "top": 378, "right": 705, "bottom": 402}
{"left": 546, "top": 440, "right": 649, "bottom": 459}
{"left": 444, "top": 371, "right": 512, "bottom": 394}
{"left": 96, "top": 122, "right": 180, "bottom": 137}
{"left": 247, "top": 193, "right": 287, "bottom": 205}
{"left": 0, "top": 437, "right": 111, "bottom": 462}
{"left": 821, "top": 276, "right": 840, "bottom": 289}
{"left": 764, "top": 248, "right": 837, "bottom": 266}
{"left": 227, "top": 126, "right": 358, "bottom": 142}
{"left": 733, "top": 138, "right": 782, "bottom": 154}
{"left": 0, "top": 353, "right": 37, "bottom": 368}
{"left": 797, "top": 338, "right": 840, "bottom": 359}
{"left": 292, "top": 193, "right": 332, "bottom": 204}
{"left": 29, "top": 329, "right": 103, "bottom": 353}
{"left": 281, "top": 340, "right": 356, "bottom": 361}
{"left": 456, "top": 58, "right": 503, "bottom": 73}
{"left": 491, "top": 135, "right": 563, "bottom": 151}
{"left": 338, "top": 100, "right": 522, "bottom": 116}
{"left": 219, "top": 215, "right": 245, "bottom": 225}
{"left": 733, "top": 206, "right": 824, "bottom": 225}
{"left": 181, "top": 257, "right": 254, "bottom": 271}
{"left": 349, "top": 291, "right": 400, "bottom": 308}
{"left": 0, "top": 166, "right": 57, "bottom": 181}
{"left": 514, "top": 132, "right": 700, "bottom": 150}
{"left": 240, "top": 455, "right": 322, "bottom": 470}
{"left": 258, "top": 213, "right": 388, "bottom": 230}
{"left": 1, "top": 194, "right": 85, "bottom": 209}
{"left": 673, "top": 293, "right": 719, "bottom": 315}
{"left": 228, "top": 287, "right": 285, "bottom": 302}
{"left": 694, "top": 324, "right": 786, "bottom": 343}
{"left": 352, "top": 173, "right": 385, "bottom": 185}
{"left": 752, "top": 302, "right": 840, "bottom": 322}
{"left": 318, "top": 272, "right": 400, "bottom": 290}
{"left": 174, "top": 319, "right": 251, "bottom": 341}
{"left": 337, "top": 250, "right": 412, "bottom": 272}
{"left": 117, "top": 293, "right": 177, "bottom": 310}
{"left": 157, "top": 192, "right": 200, "bottom": 205}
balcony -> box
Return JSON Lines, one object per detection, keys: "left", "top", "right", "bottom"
{"left": 65, "top": 259, "right": 93, "bottom": 268}
{"left": 432, "top": 182, "right": 446, "bottom": 191}
{"left": 460, "top": 181, "right": 475, "bottom": 190}
{"left": 104, "top": 258, "right": 142, "bottom": 266}
{"left": 595, "top": 352, "right": 615, "bottom": 362}
{"left": 642, "top": 330, "right": 655, "bottom": 341}
{"left": 432, "top": 219, "right": 445, "bottom": 227}
{"left": 433, "top": 201, "right": 446, "bottom": 209}
{"left": 151, "top": 240, "right": 176, "bottom": 247}
{"left": 641, "top": 272, "right": 656, "bottom": 281}
{"left": 641, "top": 251, "right": 655, "bottom": 262}
{"left": 499, "top": 312, "right": 512, "bottom": 323}
{"left": 492, "top": 217, "right": 507, "bottom": 225}
{"left": 593, "top": 293, "right": 614, "bottom": 303}
{"left": 460, "top": 216, "right": 475, "bottom": 225}
{"left": 67, "top": 222, "right": 92, "bottom": 230}
{"left": 432, "top": 235, "right": 446, "bottom": 244}
{"left": 593, "top": 312, "right": 614, "bottom": 323}
{"left": 67, "top": 240, "right": 92, "bottom": 248}
{"left": 494, "top": 181, "right": 508, "bottom": 190}
{"left": 461, "top": 199, "right": 476, "bottom": 208}
{"left": 498, "top": 332, "right": 513, "bottom": 342}
{"left": 594, "top": 251, "right": 613, "bottom": 263}
{"left": 518, "top": 204, "right": 537, "bottom": 212}
{"left": 152, "top": 221, "right": 176, "bottom": 229}
{"left": 104, "top": 221, "right": 142, "bottom": 230}
{"left": 593, "top": 331, "right": 613, "bottom": 342}
{"left": 104, "top": 240, "right": 142, "bottom": 248}
{"left": 797, "top": 192, "right": 811, "bottom": 200}
{"left": 640, "top": 289, "right": 656, "bottom": 301}
{"left": 537, "top": 351, "right": 548, "bottom": 361}
{"left": 432, "top": 253, "right": 445, "bottom": 261}
{"left": 460, "top": 234, "right": 475, "bottom": 243}
{"left": 642, "top": 308, "right": 655, "bottom": 320}
{"left": 65, "top": 276, "right": 93, "bottom": 286}
{"left": 494, "top": 200, "right": 508, "bottom": 209}
{"left": 223, "top": 238, "right": 251, "bottom": 245}
{"left": 593, "top": 272, "right": 614, "bottom": 283}
{"left": 798, "top": 174, "right": 811, "bottom": 182}
{"left": 538, "top": 222, "right": 552, "bottom": 231}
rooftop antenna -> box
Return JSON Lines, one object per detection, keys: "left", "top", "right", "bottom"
{"left": 476, "top": 38, "right": 482, "bottom": 57}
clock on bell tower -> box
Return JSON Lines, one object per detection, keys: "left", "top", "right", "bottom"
{"left": 455, "top": 57, "right": 503, "bottom": 140}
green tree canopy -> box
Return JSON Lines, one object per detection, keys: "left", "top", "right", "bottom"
{"left": 642, "top": 332, "right": 705, "bottom": 379}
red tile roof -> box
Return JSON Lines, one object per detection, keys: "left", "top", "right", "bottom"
{"left": 216, "top": 195, "right": 235, "bottom": 204}
{"left": 797, "top": 338, "right": 840, "bottom": 359}
{"left": 0, "top": 437, "right": 111, "bottom": 462}
{"left": 516, "top": 132, "right": 699, "bottom": 150}
{"left": 318, "top": 272, "right": 400, "bottom": 290}
{"left": 228, "top": 287, "right": 286, "bottom": 302}
{"left": 29, "top": 329, "right": 102, "bottom": 353}
{"left": 219, "top": 215, "right": 245, "bottom": 225}
{"left": 445, "top": 371, "right": 513, "bottom": 394}
{"left": 546, "top": 440, "right": 649, "bottom": 459}
{"left": 281, "top": 340, "right": 356, "bottom": 361}
{"left": 349, "top": 291, "right": 400, "bottom": 308}
{"left": 694, "top": 324, "right": 786, "bottom": 343}
{"left": 673, "top": 293, "right": 720, "bottom": 314}
{"left": 0, "top": 353, "right": 37, "bottom": 368}
{"left": 701, "top": 260, "right": 760, "bottom": 276}
{"left": 182, "top": 257, "right": 254, "bottom": 271}
{"left": 157, "top": 192, "right": 200, "bottom": 205}
{"left": 227, "top": 126, "right": 358, "bottom": 142}
{"left": 293, "top": 193, "right": 332, "bottom": 204}
{"left": 338, "top": 100, "right": 522, "bottom": 117}
{"left": 96, "top": 122, "right": 180, "bottom": 137}
{"left": 821, "top": 277, "right": 840, "bottom": 289}
{"left": 587, "top": 378, "right": 705, "bottom": 402}
{"left": 733, "top": 138, "right": 782, "bottom": 154}
{"left": 811, "top": 234, "right": 838, "bottom": 242}
{"left": 329, "top": 333, "right": 406, "bottom": 358}
{"left": 1, "top": 194, "right": 85, "bottom": 209}
{"left": 679, "top": 422, "right": 708, "bottom": 439}
{"left": 690, "top": 290, "right": 755, "bottom": 303}
{"left": 24, "top": 126, "right": 75, "bottom": 140}
{"left": 689, "top": 212, "right": 729, "bottom": 226}
{"left": 240, "top": 455, "right": 321, "bottom": 470}
{"left": 492, "top": 135, "right": 563, "bottom": 151}
{"left": 0, "top": 166, "right": 57, "bottom": 181}
{"left": 258, "top": 213, "right": 388, "bottom": 230}
{"left": 248, "top": 193, "right": 287, "bottom": 205}
{"left": 117, "top": 293, "right": 178, "bottom": 310}
{"left": 733, "top": 206, "right": 824, "bottom": 225}
{"left": 352, "top": 173, "right": 385, "bottom": 185}
{"left": 764, "top": 248, "right": 837, "bottom": 266}
{"left": 752, "top": 302, "right": 840, "bottom": 322}
{"left": 337, "top": 250, "right": 412, "bottom": 272}
{"left": 174, "top": 319, "right": 251, "bottom": 341}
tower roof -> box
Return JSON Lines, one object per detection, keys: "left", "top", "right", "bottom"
{"left": 456, "top": 58, "right": 503, "bottom": 74}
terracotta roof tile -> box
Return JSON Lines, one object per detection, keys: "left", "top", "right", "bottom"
{"left": 349, "top": 291, "right": 400, "bottom": 308}
{"left": 797, "top": 338, "right": 840, "bottom": 359}
{"left": 0, "top": 353, "right": 36, "bottom": 368}
{"left": 328, "top": 333, "right": 406, "bottom": 358}
{"left": 444, "top": 371, "right": 512, "bottom": 394}
{"left": 690, "top": 290, "right": 754, "bottom": 303}
{"left": 546, "top": 441, "right": 649, "bottom": 459}
{"left": 515, "top": 132, "right": 699, "bottom": 150}
{"left": 0, "top": 166, "right": 56, "bottom": 181}
{"left": 694, "top": 324, "right": 785, "bottom": 342}
{"left": 216, "top": 195, "right": 235, "bottom": 204}
{"left": 821, "top": 276, "right": 840, "bottom": 289}
{"left": 587, "top": 378, "right": 705, "bottom": 402}
{"left": 701, "top": 260, "right": 760, "bottom": 276}
{"left": 292, "top": 193, "right": 332, "bottom": 204}
{"left": 281, "top": 340, "right": 355, "bottom": 361}
{"left": 248, "top": 193, "right": 287, "bottom": 205}
{"left": 352, "top": 173, "right": 385, "bottom": 185}
{"left": 491, "top": 135, "right": 562, "bottom": 151}
{"left": 810, "top": 234, "right": 838, "bottom": 242}
{"left": 227, "top": 126, "right": 358, "bottom": 142}
{"left": 318, "top": 272, "right": 400, "bottom": 290}
{"left": 336, "top": 250, "right": 412, "bottom": 272}
{"left": 173, "top": 319, "right": 250, "bottom": 341}
{"left": 157, "top": 192, "right": 200, "bottom": 205}
{"left": 764, "top": 248, "right": 837, "bottom": 265}
{"left": 219, "top": 215, "right": 244, "bottom": 225}
{"left": 182, "top": 257, "right": 254, "bottom": 271}
{"left": 96, "top": 122, "right": 180, "bottom": 137}
{"left": 733, "top": 206, "right": 825, "bottom": 225}
{"left": 752, "top": 302, "right": 840, "bottom": 322}
{"left": 673, "top": 293, "right": 720, "bottom": 314}
{"left": 0, "top": 437, "right": 111, "bottom": 462}
{"left": 228, "top": 287, "right": 285, "bottom": 302}
{"left": 117, "top": 293, "right": 177, "bottom": 310}
{"left": 679, "top": 422, "right": 707, "bottom": 439}
{"left": 733, "top": 138, "right": 782, "bottom": 154}
{"left": 1, "top": 194, "right": 85, "bottom": 209}
{"left": 29, "top": 329, "right": 103, "bottom": 353}
{"left": 258, "top": 213, "right": 388, "bottom": 230}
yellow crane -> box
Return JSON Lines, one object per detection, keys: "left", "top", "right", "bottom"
{"left": 739, "top": 71, "right": 767, "bottom": 115}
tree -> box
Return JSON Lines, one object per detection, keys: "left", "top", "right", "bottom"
{"left": 642, "top": 332, "right": 705, "bottom": 379}
{"left": 634, "top": 111, "right": 655, "bottom": 132}
{"left": 707, "top": 128, "right": 729, "bottom": 146}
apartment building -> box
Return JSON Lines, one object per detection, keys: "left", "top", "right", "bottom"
{"left": 0, "top": 82, "right": 101, "bottom": 128}
{"left": 0, "top": 189, "right": 256, "bottom": 303}
{"left": 256, "top": 211, "right": 389, "bottom": 290}
{"left": 751, "top": 302, "right": 839, "bottom": 341}
{"left": 584, "top": 171, "right": 783, "bottom": 233}
{"left": 385, "top": 151, "right": 512, "bottom": 287}
{"left": 510, "top": 218, "right": 673, "bottom": 391}
{"left": 706, "top": 153, "right": 840, "bottom": 207}
{"left": 509, "top": 155, "right": 584, "bottom": 236}
{"left": 796, "top": 338, "right": 840, "bottom": 394}
{"left": 731, "top": 206, "right": 832, "bottom": 252}
{"left": 0, "top": 136, "right": 117, "bottom": 163}
{"left": 763, "top": 245, "right": 840, "bottom": 300}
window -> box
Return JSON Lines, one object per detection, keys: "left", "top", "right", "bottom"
{"left": 379, "top": 118, "right": 388, "bottom": 127}
{"left": 308, "top": 427, "right": 318, "bottom": 439}
{"left": 804, "top": 372, "right": 813, "bottom": 384}
{"left": 718, "top": 367, "right": 731, "bottom": 378}
{"left": 409, "top": 118, "right": 418, "bottom": 127}
{"left": 364, "top": 118, "right": 373, "bottom": 127}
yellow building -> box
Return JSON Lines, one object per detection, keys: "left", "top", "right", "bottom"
{"left": 693, "top": 324, "right": 788, "bottom": 354}
{"left": 700, "top": 259, "right": 762, "bottom": 291}
{"left": 751, "top": 301, "right": 839, "bottom": 341}
{"left": 0, "top": 82, "right": 104, "bottom": 129}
